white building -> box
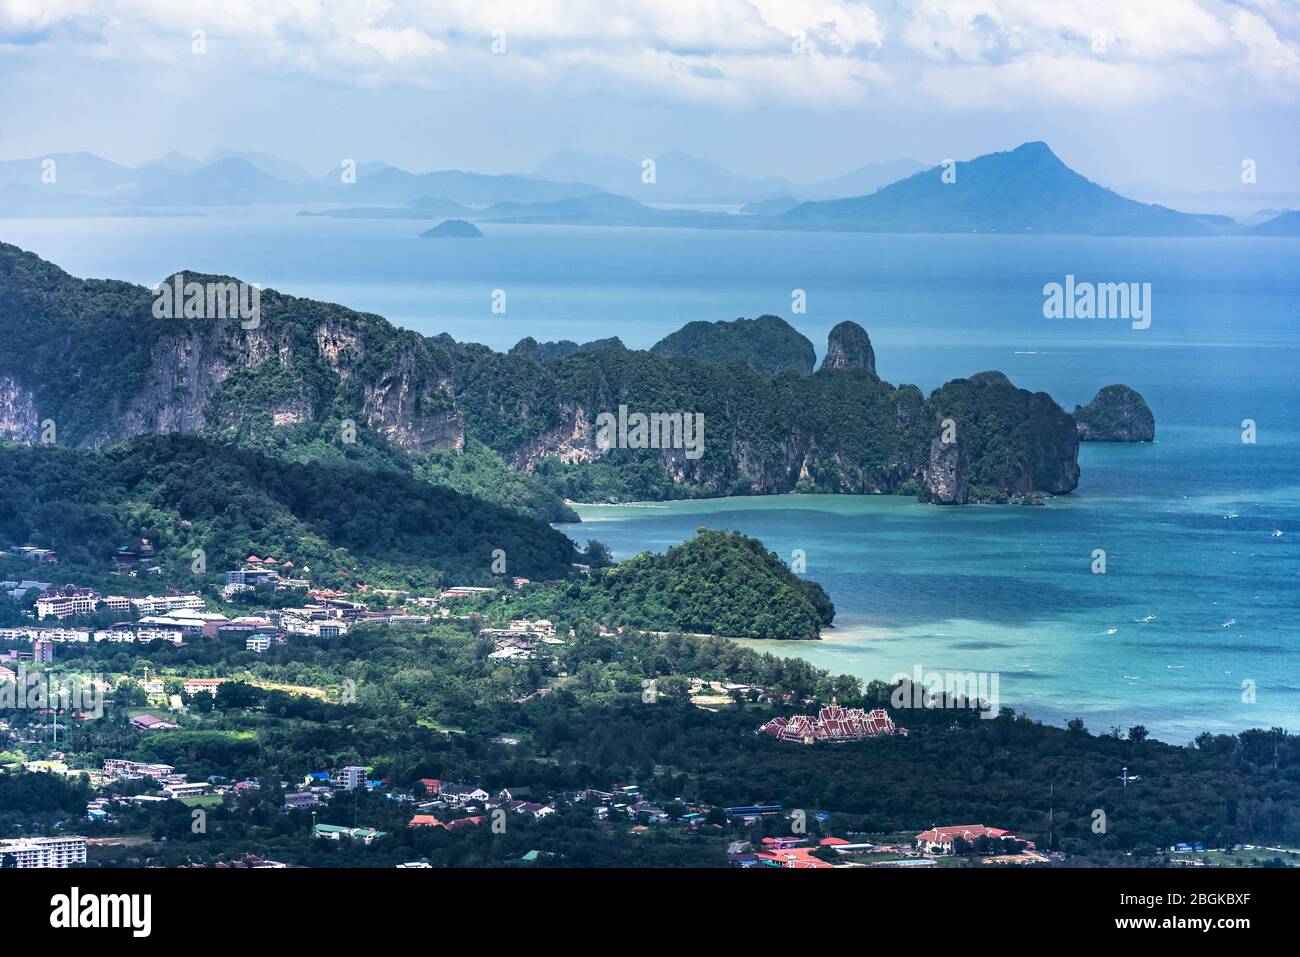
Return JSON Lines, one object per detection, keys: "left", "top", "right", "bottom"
{"left": 35, "top": 587, "right": 100, "bottom": 620}
{"left": 161, "top": 782, "right": 210, "bottom": 799}
{"left": 439, "top": 586, "right": 493, "bottom": 599}
{"left": 0, "top": 835, "right": 87, "bottom": 868}
{"left": 335, "top": 766, "right": 368, "bottom": 790}
{"left": 130, "top": 594, "right": 204, "bottom": 616}
{"left": 0, "top": 627, "right": 90, "bottom": 643}
{"left": 102, "top": 758, "right": 175, "bottom": 780}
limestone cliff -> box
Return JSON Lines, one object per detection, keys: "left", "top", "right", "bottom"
{"left": 821, "top": 321, "right": 876, "bottom": 375}
{"left": 0, "top": 242, "right": 1096, "bottom": 506}
{"left": 1073, "top": 385, "right": 1155, "bottom": 442}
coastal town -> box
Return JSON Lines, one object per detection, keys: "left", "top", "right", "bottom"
{"left": 0, "top": 540, "right": 1041, "bottom": 869}
{"left": 1, "top": 526, "right": 1294, "bottom": 875}
{"left": 1, "top": 533, "right": 1293, "bottom": 872}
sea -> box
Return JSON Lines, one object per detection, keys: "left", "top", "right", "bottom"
{"left": 3, "top": 207, "right": 1298, "bottom": 743}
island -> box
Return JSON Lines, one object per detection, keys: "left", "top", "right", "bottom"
{"left": 1073, "top": 385, "right": 1156, "bottom": 441}
{"left": 420, "top": 219, "right": 483, "bottom": 239}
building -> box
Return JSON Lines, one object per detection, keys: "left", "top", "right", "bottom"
{"left": 506, "top": 801, "right": 556, "bottom": 821}
{"left": 31, "top": 638, "right": 54, "bottom": 663}
{"left": 100, "top": 595, "right": 133, "bottom": 613}
{"left": 282, "top": 792, "right": 322, "bottom": 812}
{"left": 96, "top": 624, "right": 184, "bottom": 644}
{"left": 915, "top": 825, "right": 1021, "bottom": 855}
{"left": 35, "top": 586, "right": 100, "bottom": 620}
{"left": 0, "top": 835, "right": 86, "bottom": 868}
{"left": 334, "top": 766, "right": 368, "bottom": 791}
{"left": 246, "top": 635, "right": 273, "bottom": 653}
{"left": 160, "top": 781, "right": 209, "bottom": 799}
{"left": 439, "top": 586, "right": 493, "bottom": 599}
{"left": 138, "top": 615, "right": 209, "bottom": 637}
{"left": 443, "top": 816, "right": 485, "bottom": 830}
{"left": 1, "top": 579, "right": 50, "bottom": 600}
{"left": 161, "top": 782, "right": 211, "bottom": 799}
{"left": 130, "top": 714, "right": 178, "bottom": 731}
{"left": 103, "top": 758, "right": 176, "bottom": 781}
{"left": 0, "top": 627, "right": 90, "bottom": 644}
{"left": 759, "top": 704, "right": 906, "bottom": 743}
{"left": 313, "top": 824, "right": 386, "bottom": 844}
{"left": 130, "top": 594, "right": 204, "bottom": 616}
{"left": 224, "top": 569, "right": 279, "bottom": 587}
{"left": 755, "top": 847, "right": 835, "bottom": 869}
{"left": 9, "top": 546, "right": 57, "bottom": 564}
{"left": 183, "top": 678, "right": 226, "bottom": 696}
{"left": 111, "top": 539, "right": 155, "bottom": 564}
{"left": 439, "top": 783, "right": 489, "bottom": 807}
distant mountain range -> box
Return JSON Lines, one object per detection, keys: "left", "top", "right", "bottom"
{"left": 8, "top": 142, "right": 1300, "bottom": 237}
{"left": 532, "top": 150, "right": 925, "bottom": 204}
{"left": 533, "top": 149, "right": 791, "bottom": 204}
{"left": 0, "top": 147, "right": 924, "bottom": 217}
{"left": 0, "top": 151, "right": 605, "bottom": 214}
{"left": 327, "top": 142, "right": 1249, "bottom": 237}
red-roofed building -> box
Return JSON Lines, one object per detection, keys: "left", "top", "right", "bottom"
{"left": 415, "top": 778, "right": 442, "bottom": 796}
{"left": 444, "top": 816, "right": 485, "bottom": 830}
{"left": 409, "top": 814, "right": 442, "bottom": 828}
{"left": 761, "top": 836, "right": 806, "bottom": 850}
{"left": 915, "top": 825, "right": 1023, "bottom": 855}
{"left": 760, "top": 705, "right": 906, "bottom": 743}
{"left": 819, "top": 836, "right": 851, "bottom": 847}
{"left": 756, "top": 848, "right": 835, "bottom": 869}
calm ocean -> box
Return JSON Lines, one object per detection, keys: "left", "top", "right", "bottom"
{"left": 5, "top": 209, "right": 1298, "bottom": 742}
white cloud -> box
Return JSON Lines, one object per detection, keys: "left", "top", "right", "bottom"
{"left": 1232, "top": 8, "right": 1300, "bottom": 87}
{"left": 1, "top": 0, "right": 1298, "bottom": 110}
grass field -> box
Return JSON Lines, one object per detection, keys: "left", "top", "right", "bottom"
{"left": 178, "top": 794, "right": 224, "bottom": 808}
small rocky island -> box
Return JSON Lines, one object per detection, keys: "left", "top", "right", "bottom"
{"left": 1073, "top": 384, "right": 1155, "bottom": 441}
{"left": 821, "top": 320, "right": 876, "bottom": 374}
{"left": 420, "top": 219, "right": 483, "bottom": 239}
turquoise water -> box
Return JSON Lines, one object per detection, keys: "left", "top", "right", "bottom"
{"left": 571, "top": 468, "right": 1299, "bottom": 745}
{"left": 3, "top": 210, "right": 1298, "bottom": 741}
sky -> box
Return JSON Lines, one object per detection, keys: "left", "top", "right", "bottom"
{"left": 2, "top": 0, "right": 1300, "bottom": 197}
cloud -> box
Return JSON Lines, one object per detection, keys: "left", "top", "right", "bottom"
{"left": 1232, "top": 8, "right": 1300, "bottom": 89}
{"left": 1, "top": 0, "right": 1298, "bottom": 110}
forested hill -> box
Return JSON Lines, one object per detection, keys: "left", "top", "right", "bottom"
{"left": 649, "top": 315, "right": 816, "bottom": 374}
{"left": 0, "top": 243, "right": 1092, "bottom": 507}
{"left": 482, "top": 529, "right": 835, "bottom": 640}
{"left": 0, "top": 434, "right": 581, "bottom": 587}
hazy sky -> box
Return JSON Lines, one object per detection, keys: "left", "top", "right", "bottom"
{"left": 3, "top": 0, "right": 1299, "bottom": 195}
